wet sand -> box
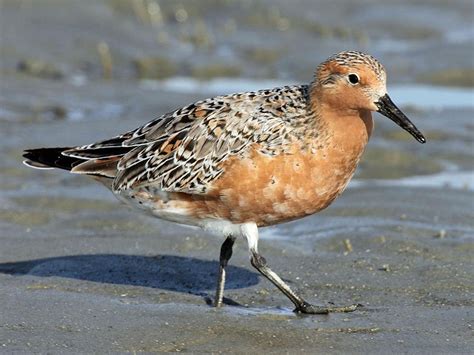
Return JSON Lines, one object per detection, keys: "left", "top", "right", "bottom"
{"left": 1, "top": 0, "right": 473, "bottom": 353}
{"left": 1, "top": 177, "right": 473, "bottom": 352}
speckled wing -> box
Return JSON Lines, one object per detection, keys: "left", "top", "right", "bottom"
{"left": 66, "top": 85, "right": 310, "bottom": 194}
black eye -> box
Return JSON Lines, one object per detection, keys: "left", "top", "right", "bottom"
{"left": 348, "top": 73, "right": 359, "bottom": 85}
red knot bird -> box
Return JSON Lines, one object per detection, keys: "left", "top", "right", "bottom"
{"left": 24, "top": 51, "right": 425, "bottom": 314}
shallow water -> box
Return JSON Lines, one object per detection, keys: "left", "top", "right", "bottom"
{"left": 353, "top": 170, "right": 474, "bottom": 191}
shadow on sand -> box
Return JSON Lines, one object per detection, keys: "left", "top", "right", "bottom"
{"left": 0, "top": 254, "right": 259, "bottom": 303}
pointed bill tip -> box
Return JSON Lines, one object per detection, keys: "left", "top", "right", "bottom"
{"left": 375, "top": 94, "right": 426, "bottom": 144}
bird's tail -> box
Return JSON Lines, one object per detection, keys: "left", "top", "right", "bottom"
{"left": 23, "top": 146, "right": 124, "bottom": 180}
{"left": 23, "top": 147, "right": 79, "bottom": 171}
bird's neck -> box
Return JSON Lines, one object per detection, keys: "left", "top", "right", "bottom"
{"left": 316, "top": 105, "right": 373, "bottom": 143}
{"left": 302, "top": 91, "right": 374, "bottom": 171}
{"left": 308, "top": 86, "right": 373, "bottom": 145}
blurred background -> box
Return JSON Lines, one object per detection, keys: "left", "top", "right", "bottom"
{"left": 1, "top": 0, "right": 473, "bottom": 183}
{"left": 0, "top": 1, "right": 473, "bottom": 352}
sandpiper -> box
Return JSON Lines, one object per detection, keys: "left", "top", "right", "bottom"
{"left": 24, "top": 51, "right": 425, "bottom": 314}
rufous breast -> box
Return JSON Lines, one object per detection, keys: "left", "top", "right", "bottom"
{"left": 181, "top": 110, "right": 373, "bottom": 226}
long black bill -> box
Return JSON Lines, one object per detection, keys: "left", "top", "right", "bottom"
{"left": 375, "top": 94, "right": 426, "bottom": 144}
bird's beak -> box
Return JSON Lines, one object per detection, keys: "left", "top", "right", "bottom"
{"left": 375, "top": 94, "right": 426, "bottom": 143}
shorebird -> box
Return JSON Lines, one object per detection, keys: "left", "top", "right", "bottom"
{"left": 24, "top": 51, "right": 425, "bottom": 314}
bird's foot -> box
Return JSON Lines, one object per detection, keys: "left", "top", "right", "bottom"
{"left": 294, "top": 301, "right": 360, "bottom": 314}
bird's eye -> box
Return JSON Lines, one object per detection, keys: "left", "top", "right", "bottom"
{"left": 348, "top": 73, "right": 359, "bottom": 85}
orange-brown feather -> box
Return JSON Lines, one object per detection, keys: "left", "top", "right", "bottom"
{"left": 156, "top": 108, "right": 373, "bottom": 227}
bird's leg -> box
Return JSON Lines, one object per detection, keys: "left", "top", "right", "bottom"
{"left": 214, "top": 235, "right": 236, "bottom": 307}
{"left": 250, "top": 250, "right": 358, "bottom": 314}
{"left": 241, "top": 222, "right": 358, "bottom": 314}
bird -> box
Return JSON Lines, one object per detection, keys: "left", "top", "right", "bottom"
{"left": 23, "top": 51, "right": 426, "bottom": 314}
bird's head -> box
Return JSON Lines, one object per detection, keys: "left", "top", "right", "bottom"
{"left": 313, "top": 51, "right": 425, "bottom": 143}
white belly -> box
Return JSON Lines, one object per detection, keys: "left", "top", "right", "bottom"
{"left": 113, "top": 187, "right": 242, "bottom": 237}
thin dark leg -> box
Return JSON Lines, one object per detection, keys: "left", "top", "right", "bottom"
{"left": 250, "top": 250, "right": 358, "bottom": 314}
{"left": 214, "top": 236, "right": 236, "bottom": 307}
